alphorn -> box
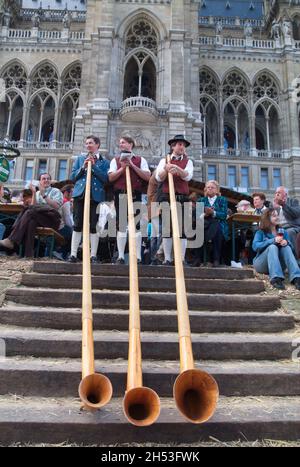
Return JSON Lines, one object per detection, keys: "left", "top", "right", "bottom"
{"left": 167, "top": 155, "right": 219, "bottom": 423}
{"left": 78, "top": 160, "right": 113, "bottom": 410}
{"left": 123, "top": 164, "right": 160, "bottom": 426}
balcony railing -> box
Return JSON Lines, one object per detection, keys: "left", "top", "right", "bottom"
{"left": 203, "top": 147, "right": 288, "bottom": 159}
{"left": 0, "top": 141, "right": 73, "bottom": 151}
{"left": 120, "top": 96, "right": 158, "bottom": 122}
{"left": 20, "top": 8, "right": 86, "bottom": 23}
{"left": 199, "top": 36, "right": 277, "bottom": 49}
{"left": 2, "top": 28, "right": 85, "bottom": 43}
{"left": 199, "top": 16, "right": 265, "bottom": 29}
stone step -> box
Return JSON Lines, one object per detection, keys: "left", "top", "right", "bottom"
{"left": 21, "top": 273, "right": 265, "bottom": 294}
{"left": 0, "top": 357, "right": 299, "bottom": 398}
{"left": 0, "top": 327, "right": 295, "bottom": 360}
{"left": 0, "top": 306, "right": 294, "bottom": 333}
{"left": 5, "top": 287, "right": 280, "bottom": 312}
{"left": 0, "top": 395, "right": 299, "bottom": 443}
{"left": 32, "top": 261, "right": 255, "bottom": 280}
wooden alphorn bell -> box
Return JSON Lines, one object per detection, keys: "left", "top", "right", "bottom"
{"left": 167, "top": 155, "right": 219, "bottom": 423}
{"left": 78, "top": 160, "right": 113, "bottom": 410}
{"left": 122, "top": 164, "right": 160, "bottom": 426}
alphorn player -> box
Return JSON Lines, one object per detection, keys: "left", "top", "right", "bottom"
{"left": 69, "top": 135, "right": 110, "bottom": 263}
{"left": 108, "top": 135, "right": 150, "bottom": 264}
{"left": 155, "top": 134, "right": 193, "bottom": 265}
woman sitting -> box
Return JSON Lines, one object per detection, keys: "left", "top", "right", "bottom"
{"left": 252, "top": 209, "right": 300, "bottom": 290}
{"left": 198, "top": 180, "right": 229, "bottom": 267}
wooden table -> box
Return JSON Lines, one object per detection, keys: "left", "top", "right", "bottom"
{"left": 228, "top": 213, "right": 261, "bottom": 261}
{"left": 0, "top": 203, "right": 23, "bottom": 223}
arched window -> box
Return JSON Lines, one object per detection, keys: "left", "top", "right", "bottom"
{"left": 292, "top": 15, "right": 300, "bottom": 40}
{"left": 200, "top": 69, "right": 219, "bottom": 149}
{"left": 62, "top": 64, "right": 81, "bottom": 95}
{"left": 125, "top": 20, "right": 158, "bottom": 55}
{"left": 2, "top": 63, "right": 27, "bottom": 93}
{"left": 253, "top": 72, "right": 279, "bottom": 103}
{"left": 59, "top": 93, "right": 80, "bottom": 142}
{"left": 0, "top": 63, "right": 27, "bottom": 141}
{"left": 28, "top": 93, "right": 55, "bottom": 142}
{"left": 0, "top": 92, "right": 24, "bottom": 140}
{"left": 123, "top": 52, "right": 156, "bottom": 100}
{"left": 123, "top": 19, "right": 158, "bottom": 101}
{"left": 200, "top": 69, "right": 218, "bottom": 100}
{"left": 61, "top": 64, "right": 81, "bottom": 143}
{"left": 222, "top": 71, "right": 248, "bottom": 100}
{"left": 255, "top": 101, "right": 280, "bottom": 151}
{"left": 31, "top": 63, "right": 58, "bottom": 93}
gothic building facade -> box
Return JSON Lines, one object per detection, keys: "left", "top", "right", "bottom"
{"left": 1, "top": 0, "right": 300, "bottom": 198}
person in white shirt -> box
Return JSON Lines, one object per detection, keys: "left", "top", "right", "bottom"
{"left": 108, "top": 136, "right": 150, "bottom": 264}
{"left": 155, "top": 134, "right": 193, "bottom": 265}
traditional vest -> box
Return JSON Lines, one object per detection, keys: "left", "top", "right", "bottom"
{"left": 162, "top": 157, "right": 189, "bottom": 195}
{"left": 113, "top": 155, "right": 143, "bottom": 192}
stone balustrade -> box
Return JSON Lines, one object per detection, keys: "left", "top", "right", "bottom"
{"left": 120, "top": 96, "right": 158, "bottom": 122}
{"left": 198, "top": 36, "right": 293, "bottom": 50}
{"left": 0, "top": 140, "right": 73, "bottom": 151}
{"left": 1, "top": 27, "right": 85, "bottom": 43}
{"left": 203, "top": 147, "right": 288, "bottom": 159}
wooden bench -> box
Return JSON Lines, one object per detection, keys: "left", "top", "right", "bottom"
{"left": 35, "top": 227, "right": 65, "bottom": 257}
{"left": 19, "top": 227, "right": 65, "bottom": 258}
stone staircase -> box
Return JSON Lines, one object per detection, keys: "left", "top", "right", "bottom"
{"left": 0, "top": 261, "right": 299, "bottom": 445}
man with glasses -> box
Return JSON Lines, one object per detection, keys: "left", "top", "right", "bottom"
{"left": 0, "top": 172, "right": 62, "bottom": 257}
{"left": 273, "top": 186, "right": 300, "bottom": 253}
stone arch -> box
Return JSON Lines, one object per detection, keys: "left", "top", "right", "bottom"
{"left": 0, "top": 59, "right": 28, "bottom": 80}
{"left": 254, "top": 99, "right": 281, "bottom": 151}
{"left": 116, "top": 9, "right": 167, "bottom": 42}
{"left": 252, "top": 70, "right": 281, "bottom": 103}
{"left": 221, "top": 68, "right": 250, "bottom": 100}
{"left": 199, "top": 67, "right": 220, "bottom": 101}
{"left": 29, "top": 59, "right": 59, "bottom": 82}
{"left": 292, "top": 14, "right": 300, "bottom": 40}
{"left": 61, "top": 61, "right": 82, "bottom": 97}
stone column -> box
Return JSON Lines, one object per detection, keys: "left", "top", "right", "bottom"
{"left": 52, "top": 81, "right": 62, "bottom": 148}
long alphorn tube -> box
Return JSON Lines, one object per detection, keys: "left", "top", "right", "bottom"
{"left": 167, "top": 156, "right": 219, "bottom": 423}
{"left": 123, "top": 165, "right": 160, "bottom": 426}
{"left": 78, "top": 160, "right": 113, "bottom": 410}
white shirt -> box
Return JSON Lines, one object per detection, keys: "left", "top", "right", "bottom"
{"left": 207, "top": 195, "right": 217, "bottom": 206}
{"left": 155, "top": 157, "right": 193, "bottom": 183}
{"left": 278, "top": 206, "right": 288, "bottom": 226}
{"left": 108, "top": 156, "right": 150, "bottom": 174}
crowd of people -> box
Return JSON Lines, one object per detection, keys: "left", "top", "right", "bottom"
{"left": 0, "top": 133, "right": 300, "bottom": 290}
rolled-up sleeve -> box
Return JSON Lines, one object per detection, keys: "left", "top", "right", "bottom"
{"left": 155, "top": 159, "right": 166, "bottom": 182}
{"left": 108, "top": 158, "right": 117, "bottom": 174}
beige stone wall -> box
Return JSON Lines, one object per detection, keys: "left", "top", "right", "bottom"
{"left": 3, "top": 2, "right": 300, "bottom": 197}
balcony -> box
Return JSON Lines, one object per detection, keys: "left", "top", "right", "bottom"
{"left": 0, "top": 140, "right": 73, "bottom": 152}
{"left": 202, "top": 147, "right": 288, "bottom": 159}
{"left": 120, "top": 97, "right": 158, "bottom": 123}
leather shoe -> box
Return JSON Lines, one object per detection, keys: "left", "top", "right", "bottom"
{"left": 270, "top": 277, "right": 285, "bottom": 290}
{"left": 292, "top": 277, "right": 300, "bottom": 290}
{"left": 116, "top": 257, "right": 125, "bottom": 264}
{"left": 91, "top": 256, "right": 98, "bottom": 264}
{"left": 68, "top": 255, "right": 77, "bottom": 263}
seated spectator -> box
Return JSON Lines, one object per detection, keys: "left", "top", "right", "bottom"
{"left": 236, "top": 199, "right": 255, "bottom": 214}
{"left": 197, "top": 180, "right": 229, "bottom": 267}
{"left": 0, "top": 173, "right": 62, "bottom": 258}
{"left": 61, "top": 184, "right": 74, "bottom": 229}
{"left": 273, "top": 186, "right": 300, "bottom": 253}
{"left": 252, "top": 209, "right": 300, "bottom": 290}
{"left": 51, "top": 184, "right": 74, "bottom": 260}
{"left": 252, "top": 192, "right": 268, "bottom": 215}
